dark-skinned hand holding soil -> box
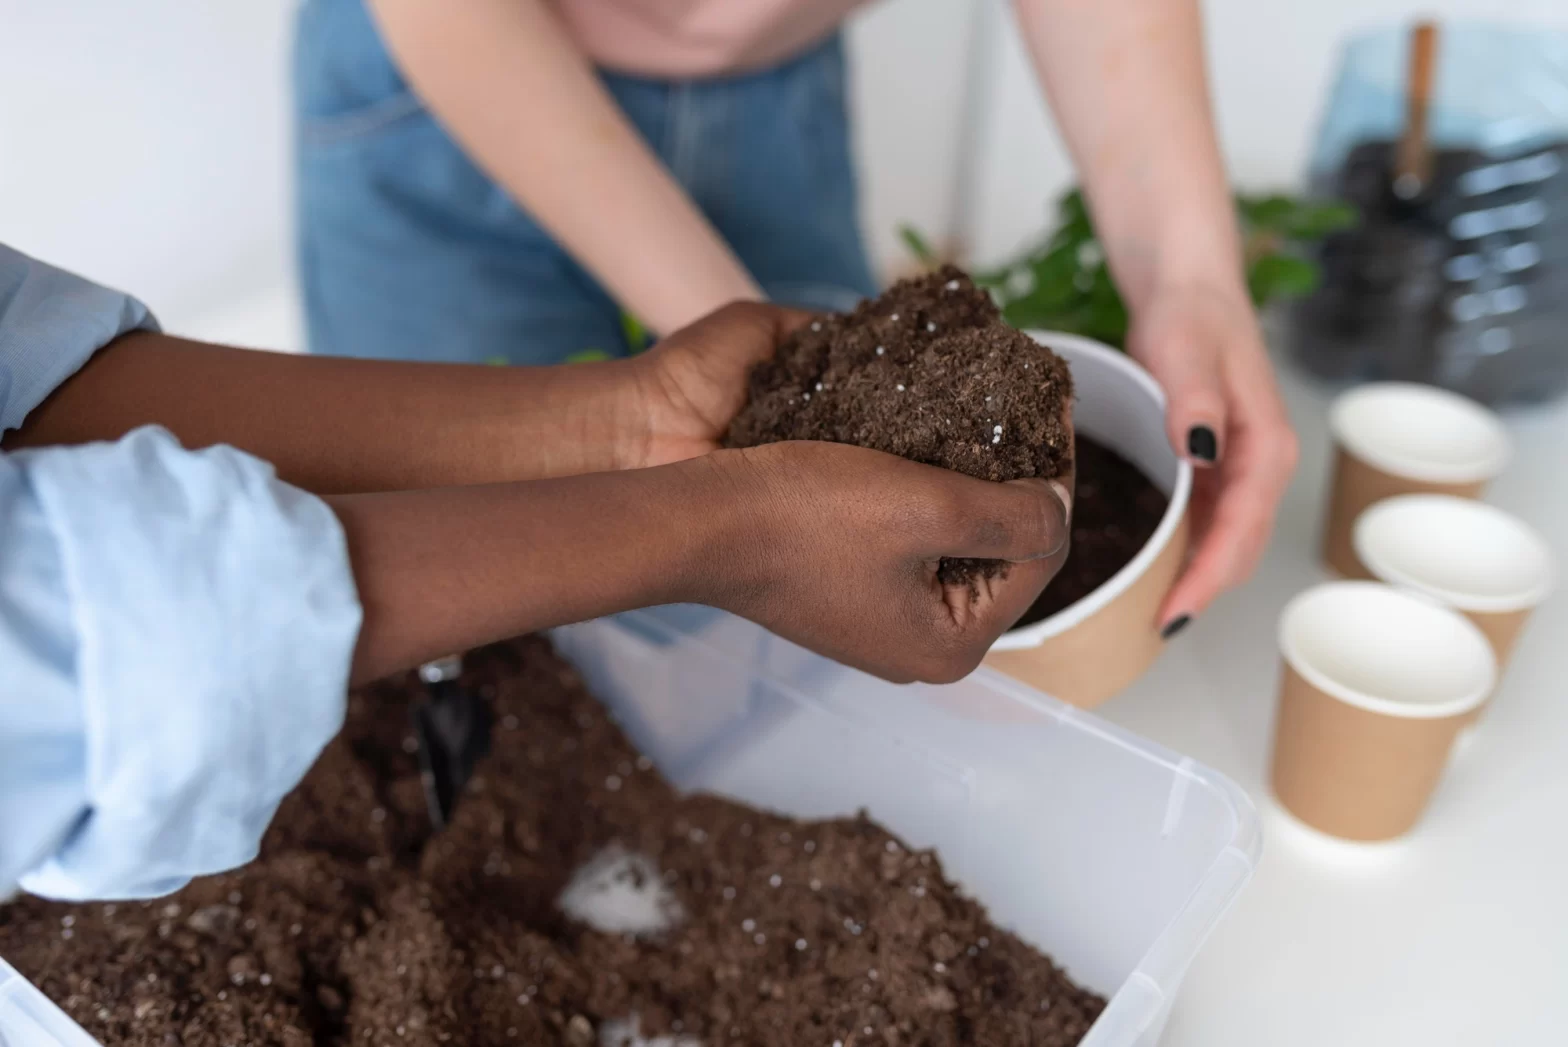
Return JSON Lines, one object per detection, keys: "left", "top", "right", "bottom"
{"left": 11, "top": 298, "right": 1068, "bottom": 687}
{"left": 725, "top": 266, "right": 1077, "bottom": 594}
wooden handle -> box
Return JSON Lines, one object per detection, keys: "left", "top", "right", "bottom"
{"left": 1395, "top": 20, "right": 1438, "bottom": 196}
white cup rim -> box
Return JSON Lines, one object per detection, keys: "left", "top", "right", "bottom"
{"left": 1354, "top": 495, "right": 1556, "bottom": 613}
{"left": 1330, "top": 382, "right": 1511, "bottom": 484}
{"left": 993, "top": 331, "right": 1192, "bottom": 648}
{"left": 1279, "top": 581, "right": 1496, "bottom": 719}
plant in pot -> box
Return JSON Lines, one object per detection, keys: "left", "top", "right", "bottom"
{"left": 899, "top": 189, "right": 1355, "bottom": 707}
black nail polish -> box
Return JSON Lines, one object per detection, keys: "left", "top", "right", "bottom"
{"left": 1187, "top": 426, "right": 1218, "bottom": 463}
{"left": 1161, "top": 614, "right": 1192, "bottom": 641}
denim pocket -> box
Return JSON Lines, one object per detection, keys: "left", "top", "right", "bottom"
{"left": 294, "top": 0, "right": 426, "bottom": 146}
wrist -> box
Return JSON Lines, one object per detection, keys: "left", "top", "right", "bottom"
{"left": 660, "top": 449, "right": 778, "bottom": 612}
{"left": 496, "top": 359, "right": 651, "bottom": 478}
{"left": 1093, "top": 177, "right": 1243, "bottom": 313}
{"left": 613, "top": 354, "right": 667, "bottom": 472}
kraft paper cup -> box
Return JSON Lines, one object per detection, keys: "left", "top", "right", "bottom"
{"left": 1355, "top": 495, "right": 1554, "bottom": 722}
{"left": 984, "top": 332, "right": 1192, "bottom": 709}
{"left": 1270, "top": 581, "right": 1496, "bottom": 842}
{"left": 1322, "top": 383, "right": 1510, "bottom": 578}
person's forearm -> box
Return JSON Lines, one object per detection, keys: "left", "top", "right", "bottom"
{"left": 3, "top": 330, "right": 643, "bottom": 493}
{"left": 332, "top": 456, "right": 745, "bottom": 684}
{"left": 1014, "top": 0, "right": 1242, "bottom": 306}
{"left": 368, "top": 0, "right": 760, "bottom": 335}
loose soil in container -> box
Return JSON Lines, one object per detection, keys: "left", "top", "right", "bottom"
{"left": 1011, "top": 435, "right": 1170, "bottom": 630}
{"left": 0, "top": 637, "right": 1105, "bottom": 1047}
{"left": 724, "top": 265, "right": 1074, "bottom": 588}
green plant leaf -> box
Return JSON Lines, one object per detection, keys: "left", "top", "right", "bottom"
{"left": 970, "top": 267, "right": 1011, "bottom": 289}
{"left": 564, "top": 348, "right": 613, "bottom": 364}
{"left": 619, "top": 311, "right": 650, "bottom": 353}
{"left": 899, "top": 225, "right": 940, "bottom": 267}
{"left": 1026, "top": 242, "right": 1082, "bottom": 310}
{"left": 1236, "top": 194, "right": 1296, "bottom": 231}
{"left": 1238, "top": 195, "right": 1358, "bottom": 240}
{"left": 1247, "top": 254, "right": 1320, "bottom": 304}
{"left": 1280, "top": 200, "right": 1359, "bottom": 239}
{"left": 1055, "top": 189, "right": 1092, "bottom": 234}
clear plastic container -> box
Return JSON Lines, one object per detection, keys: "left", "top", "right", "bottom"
{"left": 1289, "top": 23, "right": 1568, "bottom": 405}
{"left": 553, "top": 607, "right": 1259, "bottom": 1047}
{"left": 0, "top": 957, "right": 102, "bottom": 1047}
{"left": 0, "top": 607, "right": 1260, "bottom": 1047}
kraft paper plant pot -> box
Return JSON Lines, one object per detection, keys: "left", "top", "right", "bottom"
{"left": 984, "top": 333, "right": 1192, "bottom": 709}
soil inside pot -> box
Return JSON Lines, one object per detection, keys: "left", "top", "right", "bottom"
{"left": 1010, "top": 435, "right": 1171, "bottom": 631}
{"left": 0, "top": 637, "right": 1106, "bottom": 1047}
{"left": 724, "top": 265, "right": 1074, "bottom": 589}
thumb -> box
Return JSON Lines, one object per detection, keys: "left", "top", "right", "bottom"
{"left": 938, "top": 475, "right": 1073, "bottom": 563}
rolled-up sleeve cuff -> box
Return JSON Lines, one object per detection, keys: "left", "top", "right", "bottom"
{"left": 15, "top": 427, "right": 362, "bottom": 900}
{"left": 0, "top": 243, "right": 158, "bottom": 434}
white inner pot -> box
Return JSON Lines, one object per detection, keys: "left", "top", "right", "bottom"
{"left": 993, "top": 332, "right": 1192, "bottom": 651}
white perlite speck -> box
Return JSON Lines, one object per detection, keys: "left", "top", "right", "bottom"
{"left": 875, "top": 345, "right": 885, "bottom": 356}
{"left": 945, "top": 279, "right": 960, "bottom": 291}
{"left": 557, "top": 843, "right": 684, "bottom": 937}
{"left": 598, "top": 1016, "right": 701, "bottom": 1047}
{"left": 927, "top": 322, "right": 937, "bottom": 332}
{"left": 895, "top": 384, "right": 905, "bottom": 392}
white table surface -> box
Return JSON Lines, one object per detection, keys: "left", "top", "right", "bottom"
{"left": 1097, "top": 359, "right": 1568, "bottom": 1047}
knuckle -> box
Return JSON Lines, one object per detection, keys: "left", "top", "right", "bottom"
{"left": 969, "top": 514, "right": 1013, "bottom": 556}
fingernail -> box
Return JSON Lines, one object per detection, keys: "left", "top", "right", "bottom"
{"left": 1049, "top": 480, "right": 1073, "bottom": 520}
{"left": 1187, "top": 425, "right": 1218, "bottom": 464}
{"left": 1160, "top": 614, "right": 1192, "bottom": 641}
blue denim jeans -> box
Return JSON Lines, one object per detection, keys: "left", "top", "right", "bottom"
{"left": 292, "top": 0, "right": 878, "bottom": 364}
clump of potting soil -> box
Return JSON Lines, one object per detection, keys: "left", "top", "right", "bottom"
{"left": 0, "top": 636, "right": 1106, "bottom": 1047}
{"left": 1012, "top": 435, "right": 1170, "bottom": 629}
{"left": 725, "top": 265, "right": 1074, "bottom": 587}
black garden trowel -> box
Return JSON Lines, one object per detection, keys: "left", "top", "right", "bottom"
{"left": 412, "top": 654, "right": 493, "bottom": 830}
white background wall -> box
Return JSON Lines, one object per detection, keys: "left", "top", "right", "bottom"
{"left": 4, "top": 0, "right": 1568, "bottom": 341}
{"left": 0, "top": 2, "right": 294, "bottom": 339}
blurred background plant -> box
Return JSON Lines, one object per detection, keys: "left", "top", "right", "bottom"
{"left": 901, "top": 188, "right": 1357, "bottom": 349}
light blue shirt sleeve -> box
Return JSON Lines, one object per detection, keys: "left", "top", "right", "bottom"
{"left": 0, "top": 245, "right": 363, "bottom": 901}
{"left": 0, "top": 243, "right": 157, "bottom": 434}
